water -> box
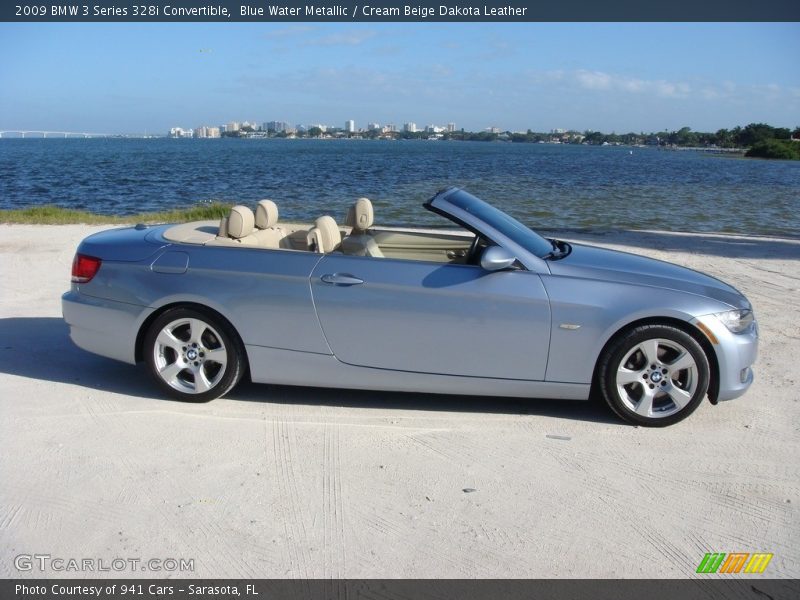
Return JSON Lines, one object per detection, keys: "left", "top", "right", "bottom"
{"left": 1, "top": 138, "right": 798, "bottom": 236}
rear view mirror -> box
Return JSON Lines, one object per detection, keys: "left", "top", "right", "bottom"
{"left": 480, "top": 246, "right": 517, "bottom": 272}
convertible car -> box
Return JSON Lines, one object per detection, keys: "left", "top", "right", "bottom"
{"left": 62, "top": 188, "right": 758, "bottom": 426}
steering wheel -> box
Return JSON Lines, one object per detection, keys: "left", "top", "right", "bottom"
{"left": 467, "top": 234, "right": 482, "bottom": 264}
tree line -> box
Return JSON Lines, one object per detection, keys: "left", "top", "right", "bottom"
{"left": 222, "top": 122, "right": 800, "bottom": 159}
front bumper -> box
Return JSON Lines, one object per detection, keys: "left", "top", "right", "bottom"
{"left": 62, "top": 289, "right": 152, "bottom": 365}
{"left": 692, "top": 314, "right": 758, "bottom": 402}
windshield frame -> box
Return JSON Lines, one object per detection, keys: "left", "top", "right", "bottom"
{"left": 425, "top": 188, "right": 554, "bottom": 271}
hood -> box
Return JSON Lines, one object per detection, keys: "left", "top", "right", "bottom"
{"left": 548, "top": 242, "right": 749, "bottom": 310}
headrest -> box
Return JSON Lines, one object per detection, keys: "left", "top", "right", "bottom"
{"left": 309, "top": 215, "right": 341, "bottom": 253}
{"left": 345, "top": 197, "right": 374, "bottom": 232}
{"left": 255, "top": 199, "right": 279, "bottom": 229}
{"left": 228, "top": 205, "right": 255, "bottom": 239}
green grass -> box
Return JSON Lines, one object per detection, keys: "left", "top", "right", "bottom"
{"left": 0, "top": 202, "right": 233, "bottom": 225}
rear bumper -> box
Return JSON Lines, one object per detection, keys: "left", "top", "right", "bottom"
{"left": 692, "top": 315, "right": 759, "bottom": 402}
{"left": 62, "top": 289, "right": 151, "bottom": 365}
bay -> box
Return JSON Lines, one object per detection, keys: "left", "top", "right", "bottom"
{"left": 1, "top": 138, "right": 798, "bottom": 236}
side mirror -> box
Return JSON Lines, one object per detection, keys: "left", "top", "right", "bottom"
{"left": 480, "top": 246, "right": 517, "bottom": 272}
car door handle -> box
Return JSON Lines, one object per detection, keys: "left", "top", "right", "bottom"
{"left": 320, "top": 273, "right": 364, "bottom": 286}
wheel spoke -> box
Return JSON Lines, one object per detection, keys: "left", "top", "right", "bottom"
{"left": 666, "top": 384, "right": 692, "bottom": 409}
{"left": 667, "top": 351, "right": 695, "bottom": 373}
{"left": 639, "top": 339, "right": 660, "bottom": 366}
{"left": 156, "top": 329, "right": 183, "bottom": 353}
{"left": 187, "top": 318, "right": 207, "bottom": 344}
{"left": 195, "top": 368, "right": 212, "bottom": 393}
{"left": 159, "top": 361, "right": 185, "bottom": 385}
{"left": 205, "top": 347, "right": 227, "bottom": 367}
{"left": 635, "top": 390, "right": 655, "bottom": 416}
{"left": 617, "top": 367, "right": 644, "bottom": 385}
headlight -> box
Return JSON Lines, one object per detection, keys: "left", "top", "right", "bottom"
{"left": 715, "top": 308, "right": 755, "bottom": 334}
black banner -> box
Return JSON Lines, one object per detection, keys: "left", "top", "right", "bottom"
{"left": 3, "top": 0, "right": 800, "bottom": 22}
{"left": 3, "top": 579, "right": 800, "bottom": 600}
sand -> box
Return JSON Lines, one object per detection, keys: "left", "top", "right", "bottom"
{"left": 0, "top": 224, "right": 798, "bottom": 578}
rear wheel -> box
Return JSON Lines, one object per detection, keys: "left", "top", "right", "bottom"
{"left": 599, "top": 324, "right": 709, "bottom": 426}
{"left": 144, "top": 307, "right": 244, "bottom": 402}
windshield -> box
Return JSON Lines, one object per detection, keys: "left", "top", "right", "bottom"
{"left": 443, "top": 190, "right": 554, "bottom": 258}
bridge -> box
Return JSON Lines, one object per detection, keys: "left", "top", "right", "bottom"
{"left": 0, "top": 130, "right": 113, "bottom": 138}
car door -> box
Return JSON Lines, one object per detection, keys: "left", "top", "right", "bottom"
{"left": 310, "top": 254, "right": 551, "bottom": 380}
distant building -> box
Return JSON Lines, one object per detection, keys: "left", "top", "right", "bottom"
{"left": 226, "top": 121, "right": 240, "bottom": 133}
{"left": 487, "top": 126, "right": 501, "bottom": 134}
{"left": 385, "top": 123, "right": 397, "bottom": 133}
{"left": 425, "top": 125, "right": 445, "bottom": 134}
{"left": 265, "top": 121, "right": 290, "bottom": 133}
{"left": 169, "top": 127, "right": 193, "bottom": 138}
{"left": 551, "top": 128, "right": 566, "bottom": 134}
{"left": 367, "top": 122, "right": 381, "bottom": 131}
{"left": 195, "top": 126, "right": 220, "bottom": 138}
{"left": 345, "top": 120, "right": 356, "bottom": 133}
{"left": 447, "top": 122, "right": 456, "bottom": 132}
{"left": 404, "top": 122, "right": 417, "bottom": 133}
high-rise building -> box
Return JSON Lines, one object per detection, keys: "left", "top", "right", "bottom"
{"left": 194, "top": 126, "right": 221, "bottom": 138}
{"left": 265, "top": 121, "right": 290, "bottom": 133}
{"left": 367, "top": 122, "right": 381, "bottom": 131}
{"left": 404, "top": 122, "right": 417, "bottom": 133}
{"left": 345, "top": 120, "right": 356, "bottom": 133}
{"left": 447, "top": 123, "right": 456, "bottom": 132}
{"left": 226, "top": 122, "right": 240, "bottom": 133}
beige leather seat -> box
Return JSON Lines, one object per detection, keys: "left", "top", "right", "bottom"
{"left": 213, "top": 205, "right": 258, "bottom": 246}
{"left": 341, "top": 197, "right": 383, "bottom": 257}
{"left": 307, "top": 216, "right": 341, "bottom": 253}
{"left": 217, "top": 216, "right": 229, "bottom": 237}
{"left": 252, "top": 199, "right": 284, "bottom": 248}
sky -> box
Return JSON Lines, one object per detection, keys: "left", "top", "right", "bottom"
{"left": 1, "top": 22, "right": 798, "bottom": 134}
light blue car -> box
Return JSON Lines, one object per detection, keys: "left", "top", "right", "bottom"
{"left": 62, "top": 188, "right": 758, "bottom": 426}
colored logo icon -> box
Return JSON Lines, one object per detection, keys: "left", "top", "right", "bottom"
{"left": 696, "top": 553, "right": 773, "bottom": 574}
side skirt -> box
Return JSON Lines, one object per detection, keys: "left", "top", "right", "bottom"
{"left": 246, "top": 345, "right": 589, "bottom": 400}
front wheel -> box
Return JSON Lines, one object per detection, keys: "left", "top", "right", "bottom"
{"left": 598, "top": 324, "right": 710, "bottom": 427}
{"left": 144, "top": 307, "right": 245, "bottom": 402}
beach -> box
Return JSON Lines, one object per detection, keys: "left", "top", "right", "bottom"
{"left": 0, "top": 223, "right": 798, "bottom": 578}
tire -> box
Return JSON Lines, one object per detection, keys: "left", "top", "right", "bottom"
{"left": 144, "top": 307, "right": 245, "bottom": 402}
{"left": 598, "top": 324, "right": 709, "bottom": 427}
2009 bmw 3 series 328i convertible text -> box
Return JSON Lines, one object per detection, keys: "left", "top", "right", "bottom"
{"left": 62, "top": 188, "right": 758, "bottom": 426}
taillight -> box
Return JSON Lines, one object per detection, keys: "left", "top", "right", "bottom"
{"left": 71, "top": 254, "right": 102, "bottom": 283}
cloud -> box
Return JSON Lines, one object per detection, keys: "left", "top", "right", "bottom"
{"left": 573, "top": 69, "right": 691, "bottom": 98}
{"left": 574, "top": 70, "right": 613, "bottom": 90}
